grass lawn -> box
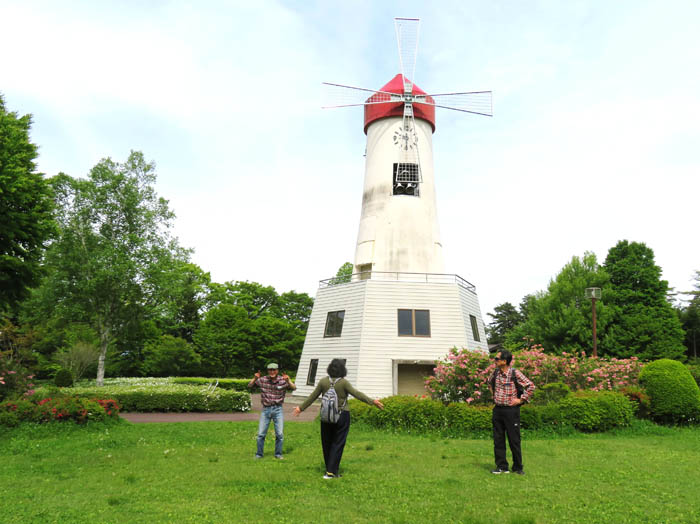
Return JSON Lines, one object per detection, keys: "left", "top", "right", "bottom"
{"left": 2, "top": 419, "right": 699, "bottom": 524}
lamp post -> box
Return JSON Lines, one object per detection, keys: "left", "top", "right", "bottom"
{"left": 585, "top": 288, "right": 602, "bottom": 357}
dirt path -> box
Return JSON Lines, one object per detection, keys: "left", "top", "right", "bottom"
{"left": 119, "top": 393, "right": 319, "bottom": 423}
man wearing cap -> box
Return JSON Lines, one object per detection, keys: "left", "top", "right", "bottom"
{"left": 248, "top": 363, "right": 296, "bottom": 459}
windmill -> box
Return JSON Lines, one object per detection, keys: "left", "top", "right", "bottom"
{"left": 294, "top": 18, "right": 491, "bottom": 400}
{"left": 322, "top": 17, "right": 492, "bottom": 276}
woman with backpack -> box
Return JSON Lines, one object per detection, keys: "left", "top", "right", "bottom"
{"left": 293, "top": 358, "right": 384, "bottom": 479}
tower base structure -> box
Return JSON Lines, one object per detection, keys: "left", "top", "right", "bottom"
{"left": 294, "top": 272, "right": 489, "bottom": 399}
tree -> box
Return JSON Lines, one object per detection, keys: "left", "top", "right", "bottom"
{"left": 331, "top": 262, "right": 353, "bottom": 284}
{"left": 54, "top": 341, "right": 99, "bottom": 381}
{"left": 602, "top": 240, "right": 685, "bottom": 360}
{"left": 486, "top": 302, "right": 523, "bottom": 345}
{"left": 194, "top": 304, "right": 253, "bottom": 377}
{"left": 0, "top": 95, "right": 55, "bottom": 312}
{"left": 142, "top": 335, "right": 201, "bottom": 377}
{"left": 678, "top": 271, "right": 700, "bottom": 360}
{"left": 206, "top": 281, "right": 278, "bottom": 319}
{"left": 28, "top": 151, "right": 183, "bottom": 385}
{"left": 151, "top": 262, "right": 210, "bottom": 343}
{"left": 506, "top": 252, "right": 611, "bottom": 354}
{"left": 276, "top": 290, "right": 313, "bottom": 332}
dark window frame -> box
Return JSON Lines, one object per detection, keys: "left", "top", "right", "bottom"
{"left": 324, "top": 310, "right": 345, "bottom": 338}
{"left": 397, "top": 309, "right": 431, "bottom": 337}
{"left": 392, "top": 162, "right": 420, "bottom": 196}
{"left": 306, "top": 359, "right": 319, "bottom": 386}
{"left": 469, "top": 314, "right": 481, "bottom": 342}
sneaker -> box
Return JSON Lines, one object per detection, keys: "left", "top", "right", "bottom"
{"left": 323, "top": 473, "right": 336, "bottom": 479}
{"left": 254, "top": 455, "right": 263, "bottom": 460}
{"left": 491, "top": 468, "right": 510, "bottom": 474}
{"left": 513, "top": 470, "right": 525, "bottom": 475}
{"left": 274, "top": 455, "right": 284, "bottom": 460}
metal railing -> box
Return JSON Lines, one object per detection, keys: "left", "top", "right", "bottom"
{"left": 319, "top": 271, "right": 477, "bottom": 293}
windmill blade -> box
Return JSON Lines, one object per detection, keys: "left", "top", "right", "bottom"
{"left": 322, "top": 82, "right": 402, "bottom": 109}
{"left": 394, "top": 18, "right": 420, "bottom": 94}
{"left": 418, "top": 91, "right": 493, "bottom": 117}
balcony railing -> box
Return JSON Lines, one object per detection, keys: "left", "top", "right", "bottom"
{"left": 319, "top": 271, "right": 477, "bottom": 293}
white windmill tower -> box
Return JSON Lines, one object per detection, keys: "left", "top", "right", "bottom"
{"left": 295, "top": 18, "right": 492, "bottom": 399}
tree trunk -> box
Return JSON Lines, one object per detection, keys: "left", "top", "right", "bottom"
{"left": 96, "top": 325, "right": 109, "bottom": 387}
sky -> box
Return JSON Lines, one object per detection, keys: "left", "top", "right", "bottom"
{"left": 2, "top": 0, "right": 699, "bottom": 319}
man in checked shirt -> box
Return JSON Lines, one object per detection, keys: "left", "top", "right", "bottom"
{"left": 248, "top": 362, "right": 296, "bottom": 459}
{"left": 489, "top": 350, "right": 535, "bottom": 475}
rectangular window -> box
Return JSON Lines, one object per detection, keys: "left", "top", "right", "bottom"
{"left": 306, "top": 359, "right": 318, "bottom": 386}
{"left": 470, "top": 314, "right": 481, "bottom": 342}
{"left": 324, "top": 310, "right": 345, "bottom": 337}
{"left": 393, "top": 163, "right": 420, "bottom": 196}
{"left": 398, "top": 309, "right": 431, "bottom": 337}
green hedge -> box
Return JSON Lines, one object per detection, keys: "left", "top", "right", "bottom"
{"left": 172, "top": 377, "right": 250, "bottom": 391}
{"left": 639, "top": 359, "right": 700, "bottom": 424}
{"left": 53, "top": 385, "right": 251, "bottom": 413}
{"left": 349, "top": 391, "right": 635, "bottom": 436}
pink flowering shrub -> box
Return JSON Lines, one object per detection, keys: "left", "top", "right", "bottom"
{"left": 426, "top": 346, "right": 644, "bottom": 405}
{"left": 425, "top": 347, "right": 497, "bottom": 404}
{"left": 0, "top": 352, "right": 35, "bottom": 401}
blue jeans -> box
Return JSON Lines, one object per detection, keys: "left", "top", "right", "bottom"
{"left": 256, "top": 404, "right": 284, "bottom": 457}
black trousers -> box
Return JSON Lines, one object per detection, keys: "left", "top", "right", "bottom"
{"left": 492, "top": 405, "right": 523, "bottom": 471}
{"left": 320, "top": 410, "right": 350, "bottom": 475}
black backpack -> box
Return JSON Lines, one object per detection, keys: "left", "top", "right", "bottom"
{"left": 490, "top": 368, "right": 524, "bottom": 398}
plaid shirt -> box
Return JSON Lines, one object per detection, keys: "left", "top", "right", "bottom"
{"left": 492, "top": 367, "right": 535, "bottom": 406}
{"left": 254, "top": 376, "right": 292, "bottom": 407}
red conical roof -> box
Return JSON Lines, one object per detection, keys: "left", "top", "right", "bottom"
{"left": 364, "top": 74, "right": 436, "bottom": 134}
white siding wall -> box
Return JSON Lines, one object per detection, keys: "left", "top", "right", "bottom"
{"left": 295, "top": 279, "right": 490, "bottom": 400}
{"left": 355, "top": 280, "right": 468, "bottom": 398}
{"left": 458, "top": 285, "right": 489, "bottom": 353}
{"left": 293, "top": 282, "right": 368, "bottom": 398}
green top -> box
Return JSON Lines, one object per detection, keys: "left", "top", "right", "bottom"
{"left": 299, "top": 376, "right": 374, "bottom": 412}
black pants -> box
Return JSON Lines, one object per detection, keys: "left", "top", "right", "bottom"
{"left": 320, "top": 410, "right": 350, "bottom": 475}
{"left": 492, "top": 405, "right": 523, "bottom": 471}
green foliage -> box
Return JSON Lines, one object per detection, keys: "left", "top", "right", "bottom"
{"left": 0, "top": 409, "right": 19, "bottom": 427}
{"left": 171, "top": 377, "right": 250, "bottom": 391}
{"left": 194, "top": 304, "right": 253, "bottom": 377}
{"left": 153, "top": 262, "right": 211, "bottom": 343}
{"left": 0, "top": 95, "right": 56, "bottom": 312}
{"left": 558, "top": 391, "right": 635, "bottom": 432}
{"left": 486, "top": 302, "right": 523, "bottom": 345}
{"left": 602, "top": 241, "right": 685, "bottom": 360}
{"left": 330, "top": 262, "right": 353, "bottom": 284}
{"left": 620, "top": 386, "right": 652, "bottom": 418}
{"left": 531, "top": 382, "right": 571, "bottom": 405}
{"left": 64, "top": 384, "right": 252, "bottom": 412}
{"left": 54, "top": 340, "right": 99, "bottom": 380}
{"left": 506, "top": 252, "right": 611, "bottom": 354}
{"left": 638, "top": 359, "right": 700, "bottom": 424}
{"left": 351, "top": 391, "right": 633, "bottom": 436}
{"left": 679, "top": 275, "right": 700, "bottom": 359}
{"left": 25, "top": 152, "right": 189, "bottom": 385}
{"left": 54, "top": 368, "right": 74, "bottom": 387}
{"left": 142, "top": 335, "right": 201, "bottom": 377}
{"left": 687, "top": 361, "right": 700, "bottom": 388}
